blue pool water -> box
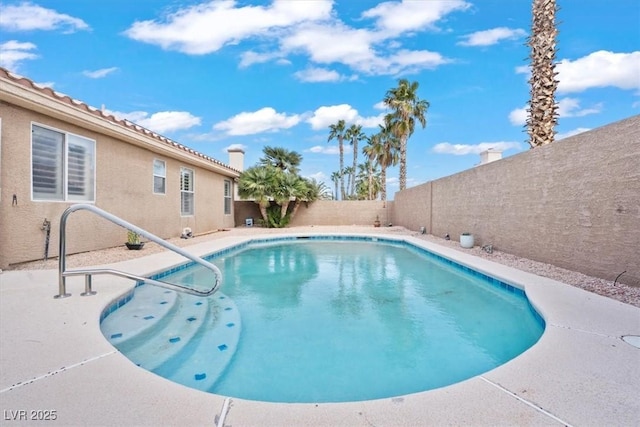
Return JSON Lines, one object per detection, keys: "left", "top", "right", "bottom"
{"left": 101, "top": 237, "right": 544, "bottom": 403}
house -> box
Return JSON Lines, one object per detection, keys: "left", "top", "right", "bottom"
{"left": 0, "top": 67, "right": 243, "bottom": 269}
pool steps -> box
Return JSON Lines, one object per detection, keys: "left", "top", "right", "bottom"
{"left": 154, "top": 294, "right": 241, "bottom": 391}
{"left": 101, "top": 285, "right": 240, "bottom": 391}
{"left": 101, "top": 285, "right": 179, "bottom": 349}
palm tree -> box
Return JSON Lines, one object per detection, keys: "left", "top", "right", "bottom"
{"left": 526, "top": 0, "right": 559, "bottom": 147}
{"left": 355, "top": 161, "right": 380, "bottom": 200}
{"left": 371, "top": 121, "right": 400, "bottom": 202}
{"left": 238, "top": 165, "right": 278, "bottom": 223}
{"left": 345, "top": 124, "right": 366, "bottom": 197}
{"left": 330, "top": 171, "right": 340, "bottom": 200}
{"left": 328, "top": 120, "right": 347, "bottom": 200}
{"left": 289, "top": 178, "right": 332, "bottom": 219}
{"left": 383, "top": 79, "right": 429, "bottom": 190}
{"left": 259, "top": 146, "right": 302, "bottom": 174}
{"left": 342, "top": 166, "right": 355, "bottom": 199}
{"left": 362, "top": 136, "right": 379, "bottom": 200}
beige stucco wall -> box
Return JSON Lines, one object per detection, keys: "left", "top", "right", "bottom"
{"left": 392, "top": 115, "right": 640, "bottom": 287}
{"left": 234, "top": 200, "right": 392, "bottom": 227}
{"left": 0, "top": 101, "right": 236, "bottom": 268}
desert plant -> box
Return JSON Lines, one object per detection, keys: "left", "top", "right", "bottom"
{"left": 127, "top": 230, "right": 141, "bottom": 244}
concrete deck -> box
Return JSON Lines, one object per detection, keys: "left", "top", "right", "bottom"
{"left": 1, "top": 232, "right": 639, "bottom": 426}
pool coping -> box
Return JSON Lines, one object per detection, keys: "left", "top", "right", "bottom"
{"left": 1, "top": 231, "right": 639, "bottom": 426}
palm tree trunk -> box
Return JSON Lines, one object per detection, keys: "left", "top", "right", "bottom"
{"left": 399, "top": 135, "right": 407, "bottom": 190}
{"left": 290, "top": 200, "right": 302, "bottom": 220}
{"left": 339, "top": 138, "right": 345, "bottom": 200}
{"left": 381, "top": 167, "right": 387, "bottom": 202}
{"left": 258, "top": 202, "right": 269, "bottom": 222}
{"left": 351, "top": 141, "right": 358, "bottom": 196}
{"left": 527, "top": 0, "right": 559, "bottom": 147}
{"left": 280, "top": 201, "right": 290, "bottom": 219}
{"left": 368, "top": 164, "right": 373, "bottom": 200}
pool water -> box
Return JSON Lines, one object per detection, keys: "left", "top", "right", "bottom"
{"left": 101, "top": 238, "right": 544, "bottom": 403}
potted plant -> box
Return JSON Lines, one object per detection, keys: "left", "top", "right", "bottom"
{"left": 460, "top": 232, "right": 474, "bottom": 248}
{"left": 125, "top": 230, "right": 145, "bottom": 250}
{"left": 373, "top": 215, "right": 381, "bottom": 227}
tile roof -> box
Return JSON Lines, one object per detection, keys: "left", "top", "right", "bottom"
{"left": 0, "top": 67, "right": 239, "bottom": 174}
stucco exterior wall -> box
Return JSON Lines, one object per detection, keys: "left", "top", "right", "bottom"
{"left": 0, "top": 101, "right": 236, "bottom": 268}
{"left": 234, "top": 200, "right": 392, "bottom": 227}
{"left": 392, "top": 115, "right": 640, "bottom": 287}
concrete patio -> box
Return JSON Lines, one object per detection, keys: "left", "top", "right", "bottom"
{"left": 1, "top": 230, "right": 639, "bottom": 426}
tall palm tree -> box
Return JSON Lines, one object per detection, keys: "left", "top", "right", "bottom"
{"left": 362, "top": 135, "right": 379, "bottom": 200}
{"left": 342, "top": 166, "right": 355, "bottom": 199}
{"left": 383, "top": 79, "right": 429, "bottom": 190}
{"left": 345, "top": 124, "right": 365, "bottom": 197}
{"left": 355, "top": 161, "right": 380, "bottom": 200}
{"left": 330, "top": 171, "right": 340, "bottom": 200}
{"left": 259, "top": 146, "right": 302, "bottom": 174}
{"left": 527, "top": 0, "right": 559, "bottom": 147}
{"left": 372, "top": 121, "right": 400, "bottom": 202}
{"left": 328, "top": 119, "right": 347, "bottom": 200}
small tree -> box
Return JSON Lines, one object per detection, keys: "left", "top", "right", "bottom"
{"left": 238, "top": 147, "right": 325, "bottom": 228}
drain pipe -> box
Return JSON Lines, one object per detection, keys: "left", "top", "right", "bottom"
{"left": 41, "top": 218, "right": 51, "bottom": 260}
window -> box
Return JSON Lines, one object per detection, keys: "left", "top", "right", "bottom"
{"left": 224, "top": 179, "right": 232, "bottom": 215}
{"left": 32, "top": 124, "right": 95, "bottom": 202}
{"left": 180, "top": 167, "right": 194, "bottom": 216}
{"left": 153, "top": 159, "right": 166, "bottom": 194}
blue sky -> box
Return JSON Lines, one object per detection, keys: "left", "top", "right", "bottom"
{"left": 1, "top": 0, "right": 639, "bottom": 197}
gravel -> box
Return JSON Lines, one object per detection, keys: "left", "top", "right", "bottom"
{"left": 7, "top": 225, "right": 639, "bottom": 308}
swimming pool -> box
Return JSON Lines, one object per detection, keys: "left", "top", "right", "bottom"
{"left": 101, "top": 236, "right": 544, "bottom": 403}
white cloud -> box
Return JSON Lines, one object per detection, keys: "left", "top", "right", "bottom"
{"left": 307, "top": 145, "right": 341, "bottom": 155}
{"left": 557, "top": 97, "right": 602, "bottom": 117}
{"left": 238, "top": 50, "right": 283, "bottom": 68}
{"left": 224, "top": 143, "right": 247, "bottom": 151}
{"left": 556, "top": 51, "right": 640, "bottom": 93}
{"left": 306, "top": 104, "right": 384, "bottom": 130}
{"left": 282, "top": 22, "right": 449, "bottom": 75}
{"left": 517, "top": 51, "right": 640, "bottom": 94}
{"left": 433, "top": 141, "right": 522, "bottom": 155}
{"left": 305, "top": 171, "right": 327, "bottom": 182}
{"left": 106, "top": 109, "right": 201, "bottom": 134}
{"left": 123, "top": 0, "right": 460, "bottom": 76}
{"left": 82, "top": 67, "right": 119, "bottom": 79}
{"left": 294, "top": 67, "right": 343, "bottom": 82}
{"left": 458, "top": 27, "right": 527, "bottom": 47}
{"left": 0, "top": 40, "right": 38, "bottom": 71}
{"left": 124, "top": 0, "right": 332, "bottom": 55}
{"left": 556, "top": 128, "right": 591, "bottom": 140}
{"left": 373, "top": 101, "right": 388, "bottom": 110}
{"left": 0, "top": 3, "right": 89, "bottom": 33}
{"left": 213, "top": 107, "right": 301, "bottom": 136}
{"left": 362, "top": 0, "right": 471, "bottom": 35}
{"left": 508, "top": 107, "right": 527, "bottom": 126}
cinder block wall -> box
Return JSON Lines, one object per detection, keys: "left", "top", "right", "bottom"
{"left": 392, "top": 115, "right": 640, "bottom": 287}
{"left": 234, "top": 200, "right": 392, "bottom": 227}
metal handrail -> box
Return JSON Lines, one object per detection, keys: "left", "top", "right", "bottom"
{"left": 55, "top": 204, "right": 222, "bottom": 299}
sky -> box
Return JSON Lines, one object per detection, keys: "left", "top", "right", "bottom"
{"left": 1, "top": 0, "right": 639, "bottom": 198}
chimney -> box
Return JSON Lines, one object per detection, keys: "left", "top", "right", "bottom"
{"left": 479, "top": 148, "right": 502, "bottom": 165}
{"left": 227, "top": 148, "right": 245, "bottom": 172}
